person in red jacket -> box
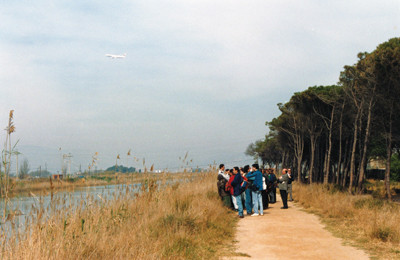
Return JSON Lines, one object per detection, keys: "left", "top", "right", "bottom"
{"left": 225, "top": 169, "right": 238, "bottom": 210}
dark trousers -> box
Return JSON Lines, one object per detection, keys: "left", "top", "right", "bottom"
{"left": 269, "top": 187, "right": 276, "bottom": 203}
{"left": 244, "top": 188, "right": 253, "bottom": 214}
{"left": 222, "top": 196, "right": 232, "bottom": 208}
{"left": 261, "top": 190, "right": 269, "bottom": 209}
{"left": 279, "top": 189, "right": 288, "bottom": 208}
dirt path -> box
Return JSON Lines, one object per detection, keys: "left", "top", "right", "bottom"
{"left": 226, "top": 197, "right": 369, "bottom": 260}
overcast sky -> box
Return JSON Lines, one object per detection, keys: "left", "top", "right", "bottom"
{"left": 0, "top": 1, "right": 399, "bottom": 173}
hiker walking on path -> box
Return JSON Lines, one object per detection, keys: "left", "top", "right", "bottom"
{"left": 278, "top": 168, "right": 289, "bottom": 209}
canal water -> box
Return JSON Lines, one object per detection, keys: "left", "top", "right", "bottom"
{"left": 0, "top": 178, "right": 186, "bottom": 240}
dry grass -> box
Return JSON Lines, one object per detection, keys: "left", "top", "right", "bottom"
{"left": 293, "top": 183, "right": 400, "bottom": 259}
{"left": 8, "top": 172, "right": 196, "bottom": 197}
{"left": 1, "top": 171, "right": 237, "bottom": 259}
{"left": 364, "top": 179, "right": 400, "bottom": 199}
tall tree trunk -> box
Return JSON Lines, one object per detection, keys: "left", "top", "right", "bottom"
{"left": 292, "top": 155, "right": 296, "bottom": 180}
{"left": 336, "top": 101, "right": 345, "bottom": 185}
{"left": 281, "top": 150, "right": 287, "bottom": 172}
{"left": 295, "top": 135, "right": 304, "bottom": 183}
{"left": 309, "top": 134, "right": 317, "bottom": 184}
{"left": 332, "top": 163, "right": 338, "bottom": 183}
{"left": 341, "top": 139, "right": 349, "bottom": 187}
{"left": 323, "top": 147, "right": 328, "bottom": 183}
{"left": 385, "top": 136, "right": 392, "bottom": 200}
{"left": 349, "top": 109, "right": 361, "bottom": 193}
{"left": 357, "top": 98, "right": 373, "bottom": 193}
{"left": 384, "top": 108, "right": 393, "bottom": 200}
{"left": 324, "top": 107, "right": 335, "bottom": 185}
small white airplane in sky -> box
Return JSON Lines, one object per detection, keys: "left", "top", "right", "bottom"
{"left": 105, "top": 53, "right": 127, "bottom": 59}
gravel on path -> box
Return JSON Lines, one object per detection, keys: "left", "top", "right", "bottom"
{"left": 226, "top": 197, "right": 369, "bottom": 260}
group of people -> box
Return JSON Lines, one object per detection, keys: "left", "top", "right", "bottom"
{"left": 217, "top": 163, "right": 294, "bottom": 218}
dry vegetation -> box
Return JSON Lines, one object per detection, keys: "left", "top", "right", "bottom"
{"left": 293, "top": 183, "right": 400, "bottom": 259}
{"left": 1, "top": 171, "right": 237, "bottom": 259}
{"left": 7, "top": 172, "right": 197, "bottom": 197}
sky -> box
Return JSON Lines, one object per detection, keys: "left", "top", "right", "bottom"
{"left": 0, "top": 0, "right": 399, "bottom": 173}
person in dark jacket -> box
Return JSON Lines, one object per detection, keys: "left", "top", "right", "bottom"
{"left": 267, "top": 169, "right": 277, "bottom": 203}
{"left": 231, "top": 166, "right": 244, "bottom": 218}
{"left": 217, "top": 174, "right": 232, "bottom": 208}
{"left": 246, "top": 164, "right": 263, "bottom": 216}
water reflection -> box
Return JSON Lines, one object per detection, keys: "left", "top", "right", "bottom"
{"left": 0, "top": 177, "right": 190, "bottom": 240}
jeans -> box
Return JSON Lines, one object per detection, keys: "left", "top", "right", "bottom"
{"left": 245, "top": 188, "right": 253, "bottom": 214}
{"left": 252, "top": 190, "right": 263, "bottom": 215}
{"left": 235, "top": 194, "right": 244, "bottom": 216}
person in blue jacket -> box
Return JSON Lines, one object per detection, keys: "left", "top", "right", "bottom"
{"left": 243, "top": 165, "right": 253, "bottom": 215}
{"left": 231, "top": 166, "right": 244, "bottom": 218}
{"left": 246, "top": 163, "right": 263, "bottom": 216}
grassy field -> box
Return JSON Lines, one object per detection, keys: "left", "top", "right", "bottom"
{"left": 1, "top": 171, "right": 238, "bottom": 259}
{"left": 293, "top": 182, "right": 400, "bottom": 259}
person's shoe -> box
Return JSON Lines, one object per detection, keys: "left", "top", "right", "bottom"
{"left": 260, "top": 213, "right": 264, "bottom": 216}
{"left": 251, "top": 213, "right": 259, "bottom": 216}
{"left": 239, "top": 215, "right": 244, "bottom": 218}
{"left": 280, "top": 207, "right": 288, "bottom": 209}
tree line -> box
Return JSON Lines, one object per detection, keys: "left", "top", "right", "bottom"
{"left": 246, "top": 37, "right": 400, "bottom": 199}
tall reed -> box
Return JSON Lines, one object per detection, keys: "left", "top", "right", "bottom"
{"left": 1, "top": 110, "right": 16, "bottom": 222}
{"left": 1, "top": 171, "right": 236, "bottom": 259}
